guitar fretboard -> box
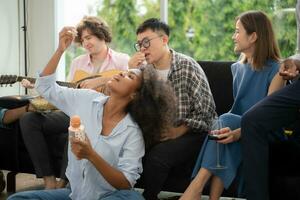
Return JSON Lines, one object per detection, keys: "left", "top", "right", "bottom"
{"left": 0, "top": 69, "right": 123, "bottom": 88}
{"left": 16, "top": 76, "right": 77, "bottom": 88}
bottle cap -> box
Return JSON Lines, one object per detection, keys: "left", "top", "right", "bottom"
{"left": 70, "top": 115, "right": 81, "bottom": 128}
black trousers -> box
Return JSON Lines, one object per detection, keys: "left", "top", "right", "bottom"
{"left": 241, "top": 80, "right": 300, "bottom": 200}
{"left": 20, "top": 111, "right": 69, "bottom": 179}
{"left": 142, "top": 131, "right": 207, "bottom": 200}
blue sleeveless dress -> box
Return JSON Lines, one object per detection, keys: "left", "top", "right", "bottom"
{"left": 192, "top": 60, "right": 279, "bottom": 190}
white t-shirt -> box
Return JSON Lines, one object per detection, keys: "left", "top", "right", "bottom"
{"left": 155, "top": 68, "right": 170, "bottom": 81}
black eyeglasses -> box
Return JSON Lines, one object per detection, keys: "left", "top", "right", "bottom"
{"left": 134, "top": 35, "right": 162, "bottom": 51}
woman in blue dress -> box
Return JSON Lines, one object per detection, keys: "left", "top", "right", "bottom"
{"left": 180, "top": 10, "right": 286, "bottom": 200}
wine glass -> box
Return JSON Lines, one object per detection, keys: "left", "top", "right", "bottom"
{"left": 208, "top": 119, "right": 227, "bottom": 170}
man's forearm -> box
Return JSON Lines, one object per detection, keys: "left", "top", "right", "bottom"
{"left": 2, "top": 106, "right": 27, "bottom": 124}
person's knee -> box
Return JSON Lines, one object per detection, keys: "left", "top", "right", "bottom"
{"left": 7, "top": 192, "right": 26, "bottom": 200}
{"left": 241, "top": 108, "right": 270, "bottom": 144}
{"left": 144, "top": 143, "right": 175, "bottom": 170}
{"left": 241, "top": 109, "right": 257, "bottom": 129}
{"left": 144, "top": 151, "right": 166, "bottom": 170}
{"left": 124, "top": 190, "right": 144, "bottom": 200}
{"left": 19, "top": 112, "right": 40, "bottom": 127}
{"left": 101, "top": 190, "right": 144, "bottom": 200}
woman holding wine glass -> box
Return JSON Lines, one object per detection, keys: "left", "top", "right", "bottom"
{"left": 180, "top": 10, "right": 286, "bottom": 200}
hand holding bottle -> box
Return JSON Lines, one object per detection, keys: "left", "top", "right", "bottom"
{"left": 69, "top": 115, "right": 95, "bottom": 160}
{"left": 70, "top": 135, "right": 94, "bottom": 160}
{"left": 68, "top": 115, "right": 86, "bottom": 141}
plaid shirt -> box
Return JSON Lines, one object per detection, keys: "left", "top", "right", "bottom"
{"left": 167, "top": 49, "right": 216, "bottom": 131}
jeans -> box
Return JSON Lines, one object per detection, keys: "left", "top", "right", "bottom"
{"left": 8, "top": 188, "right": 144, "bottom": 200}
{"left": 7, "top": 188, "right": 71, "bottom": 200}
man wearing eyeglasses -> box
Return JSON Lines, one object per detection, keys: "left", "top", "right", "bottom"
{"left": 129, "top": 18, "right": 216, "bottom": 200}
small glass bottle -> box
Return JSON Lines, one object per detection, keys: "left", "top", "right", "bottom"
{"left": 68, "top": 115, "right": 86, "bottom": 141}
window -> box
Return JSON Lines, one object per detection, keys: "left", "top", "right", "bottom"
{"left": 62, "top": 0, "right": 298, "bottom": 79}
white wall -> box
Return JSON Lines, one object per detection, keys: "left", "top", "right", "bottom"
{"left": 0, "top": 0, "right": 22, "bottom": 96}
{"left": 26, "top": 0, "right": 66, "bottom": 94}
{"left": 0, "top": 0, "right": 60, "bottom": 96}
{"left": 26, "top": 0, "right": 56, "bottom": 81}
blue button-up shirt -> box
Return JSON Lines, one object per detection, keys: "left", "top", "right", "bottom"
{"left": 36, "top": 73, "right": 145, "bottom": 200}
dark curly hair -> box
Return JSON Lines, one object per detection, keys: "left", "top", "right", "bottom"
{"left": 127, "top": 67, "right": 176, "bottom": 148}
{"left": 74, "top": 16, "right": 112, "bottom": 45}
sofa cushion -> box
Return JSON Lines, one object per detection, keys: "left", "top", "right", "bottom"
{"left": 198, "top": 61, "right": 234, "bottom": 115}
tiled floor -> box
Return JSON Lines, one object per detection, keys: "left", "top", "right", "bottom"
{"left": 0, "top": 171, "right": 44, "bottom": 200}
{"left": 0, "top": 171, "right": 245, "bottom": 200}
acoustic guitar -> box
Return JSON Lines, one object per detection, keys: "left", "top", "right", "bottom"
{"left": 0, "top": 69, "right": 123, "bottom": 111}
{"left": 0, "top": 69, "right": 123, "bottom": 88}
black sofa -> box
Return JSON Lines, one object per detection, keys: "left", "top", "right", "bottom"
{"left": 136, "top": 61, "right": 239, "bottom": 197}
{"left": 1, "top": 61, "right": 300, "bottom": 198}
{"left": 136, "top": 61, "right": 300, "bottom": 198}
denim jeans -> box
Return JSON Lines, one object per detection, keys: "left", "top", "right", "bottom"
{"left": 8, "top": 188, "right": 144, "bottom": 200}
{"left": 7, "top": 188, "right": 71, "bottom": 200}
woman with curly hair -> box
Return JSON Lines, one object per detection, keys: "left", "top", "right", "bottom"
{"left": 8, "top": 27, "right": 175, "bottom": 200}
{"left": 19, "top": 16, "right": 130, "bottom": 189}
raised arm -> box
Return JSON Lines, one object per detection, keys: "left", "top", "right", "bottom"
{"left": 41, "top": 27, "right": 77, "bottom": 77}
{"left": 35, "top": 27, "right": 98, "bottom": 116}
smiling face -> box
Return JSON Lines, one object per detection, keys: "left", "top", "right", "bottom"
{"left": 136, "top": 29, "right": 168, "bottom": 65}
{"left": 107, "top": 70, "right": 142, "bottom": 98}
{"left": 81, "top": 29, "right": 106, "bottom": 55}
{"left": 232, "top": 20, "right": 256, "bottom": 55}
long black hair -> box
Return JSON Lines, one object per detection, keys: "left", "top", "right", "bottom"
{"left": 127, "top": 67, "right": 176, "bottom": 148}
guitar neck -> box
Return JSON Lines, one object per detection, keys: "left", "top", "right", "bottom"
{"left": 1, "top": 69, "right": 123, "bottom": 88}
{"left": 18, "top": 76, "right": 36, "bottom": 83}
{"left": 17, "top": 76, "right": 76, "bottom": 88}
